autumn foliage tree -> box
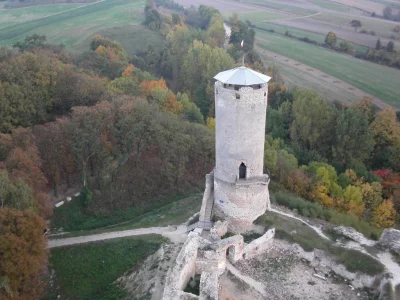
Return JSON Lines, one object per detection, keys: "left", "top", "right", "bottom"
{"left": 0, "top": 208, "right": 48, "bottom": 299}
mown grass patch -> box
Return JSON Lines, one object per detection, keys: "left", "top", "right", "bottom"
{"left": 51, "top": 191, "right": 201, "bottom": 232}
{"left": 255, "top": 211, "right": 385, "bottom": 275}
{"left": 0, "top": 3, "right": 84, "bottom": 28}
{"left": 0, "top": 0, "right": 145, "bottom": 50}
{"left": 46, "top": 235, "right": 166, "bottom": 300}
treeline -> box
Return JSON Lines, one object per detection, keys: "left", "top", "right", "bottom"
{"left": 141, "top": 2, "right": 267, "bottom": 117}
{"left": 382, "top": 6, "right": 400, "bottom": 22}
{"left": 265, "top": 90, "right": 400, "bottom": 230}
{"left": 0, "top": 34, "right": 215, "bottom": 298}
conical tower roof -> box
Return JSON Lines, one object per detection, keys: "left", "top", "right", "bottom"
{"left": 214, "top": 66, "right": 271, "bottom": 86}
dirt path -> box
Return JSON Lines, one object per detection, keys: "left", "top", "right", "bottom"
{"left": 255, "top": 43, "right": 390, "bottom": 109}
{"left": 270, "top": 208, "right": 331, "bottom": 240}
{"left": 48, "top": 225, "right": 188, "bottom": 248}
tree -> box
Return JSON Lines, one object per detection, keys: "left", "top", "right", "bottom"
{"left": 350, "top": 20, "right": 362, "bottom": 32}
{"left": 0, "top": 208, "right": 48, "bottom": 299}
{"left": 383, "top": 6, "right": 392, "bottom": 20}
{"left": 332, "top": 108, "right": 375, "bottom": 166}
{"left": 206, "top": 117, "right": 215, "bottom": 131}
{"left": 325, "top": 31, "right": 337, "bottom": 47}
{"left": 370, "top": 108, "right": 400, "bottom": 150}
{"left": 339, "top": 40, "right": 353, "bottom": 53}
{"left": 266, "top": 108, "right": 287, "bottom": 139}
{"left": 386, "top": 41, "right": 395, "bottom": 53}
{"left": 177, "top": 92, "right": 204, "bottom": 124}
{"left": 290, "top": 90, "right": 335, "bottom": 155}
{"left": 372, "top": 199, "right": 396, "bottom": 228}
{"left": 376, "top": 38, "right": 382, "bottom": 50}
{"left": 340, "top": 185, "right": 364, "bottom": 216}
{"left": 180, "top": 40, "right": 234, "bottom": 117}
{"left": 13, "top": 34, "right": 47, "bottom": 51}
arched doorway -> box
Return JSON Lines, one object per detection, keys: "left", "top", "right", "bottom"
{"left": 239, "top": 163, "right": 246, "bottom": 179}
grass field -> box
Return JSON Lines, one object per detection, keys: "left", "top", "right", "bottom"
{"left": 238, "top": 0, "right": 316, "bottom": 15}
{"left": 223, "top": 10, "right": 290, "bottom": 23}
{"left": 0, "top": 3, "right": 84, "bottom": 28}
{"left": 49, "top": 194, "right": 202, "bottom": 238}
{"left": 309, "top": 0, "right": 365, "bottom": 14}
{"left": 51, "top": 192, "right": 201, "bottom": 232}
{"left": 311, "top": 12, "right": 400, "bottom": 39}
{"left": 255, "top": 22, "right": 368, "bottom": 52}
{"left": 0, "top": 0, "right": 149, "bottom": 52}
{"left": 256, "top": 29, "right": 400, "bottom": 108}
{"left": 46, "top": 235, "right": 166, "bottom": 299}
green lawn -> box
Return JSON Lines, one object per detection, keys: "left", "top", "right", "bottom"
{"left": 46, "top": 235, "right": 166, "bottom": 299}
{"left": 256, "top": 29, "right": 400, "bottom": 108}
{"left": 0, "top": 0, "right": 146, "bottom": 51}
{"left": 92, "top": 24, "right": 164, "bottom": 57}
{"left": 223, "top": 10, "right": 290, "bottom": 23}
{"left": 49, "top": 193, "right": 202, "bottom": 239}
{"left": 0, "top": 3, "right": 84, "bottom": 28}
{"left": 51, "top": 192, "right": 201, "bottom": 232}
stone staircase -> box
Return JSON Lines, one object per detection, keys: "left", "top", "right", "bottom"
{"left": 203, "top": 195, "right": 214, "bottom": 222}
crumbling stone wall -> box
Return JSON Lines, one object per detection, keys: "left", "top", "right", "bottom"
{"left": 163, "top": 232, "right": 200, "bottom": 299}
{"left": 199, "top": 171, "right": 214, "bottom": 222}
{"left": 243, "top": 228, "right": 275, "bottom": 259}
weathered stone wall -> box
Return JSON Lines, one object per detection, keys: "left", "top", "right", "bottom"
{"left": 199, "top": 272, "right": 219, "bottom": 300}
{"left": 163, "top": 232, "right": 200, "bottom": 299}
{"left": 214, "top": 82, "right": 268, "bottom": 183}
{"left": 199, "top": 171, "right": 214, "bottom": 222}
{"left": 243, "top": 228, "right": 275, "bottom": 259}
{"left": 213, "top": 178, "right": 270, "bottom": 232}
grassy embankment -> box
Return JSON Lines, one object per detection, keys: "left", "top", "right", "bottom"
{"left": 255, "top": 29, "right": 400, "bottom": 108}
{"left": 46, "top": 235, "right": 167, "bottom": 299}
{"left": 0, "top": 0, "right": 163, "bottom": 55}
{"left": 255, "top": 210, "right": 385, "bottom": 276}
{"left": 50, "top": 192, "right": 202, "bottom": 236}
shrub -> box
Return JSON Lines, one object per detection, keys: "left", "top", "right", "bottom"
{"left": 273, "top": 192, "right": 381, "bottom": 238}
{"left": 80, "top": 186, "right": 93, "bottom": 207}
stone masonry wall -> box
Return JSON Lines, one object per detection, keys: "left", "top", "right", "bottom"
{"left": 214, "top": 82, "right": 268, "bottom": 183}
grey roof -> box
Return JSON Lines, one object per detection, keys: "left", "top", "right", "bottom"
{"left": 214, "top": 66, "right": 271, "bottom": 86}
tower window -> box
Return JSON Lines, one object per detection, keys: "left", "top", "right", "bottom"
{"left": 236, "top": 93, "right": 240, "bottom": 99}
{"left": 264, "top": 92, "right": 266, "bottom": 96}
{"left": 239, "top": 163, "right": 246, "bottom": 179}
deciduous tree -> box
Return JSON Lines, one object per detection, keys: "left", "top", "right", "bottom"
{"left": 0, "top": 208, "right": 48, "bottom": 300}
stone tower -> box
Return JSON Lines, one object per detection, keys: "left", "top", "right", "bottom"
{"left": 212, "top": 66, "right": 271, "bottom": 232}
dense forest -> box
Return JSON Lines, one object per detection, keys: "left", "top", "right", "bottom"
{"left": 0, "top": 0, "right": 400, "bottom": 298}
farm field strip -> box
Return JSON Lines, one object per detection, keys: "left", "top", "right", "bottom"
{"left": 255, "top": 29, "right": 400, "bottom": 108}
{"left": 255, "top": 22, "right": 368, "bottom": 52}
{"left": 0, "top": 3, "right": 87, "bottom": 28}
{"left": 310, "top": 11, "right": 400, "bottom": 40}
{"left": 256, "top": 44, "right": 387, "bottom": 107}
{"left": 0, "top": 0, "right": 145, "bottom": 49}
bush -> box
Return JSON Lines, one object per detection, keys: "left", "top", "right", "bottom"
{"left": 273, "top": 192, "right": 381, "bottom": 238}
{"left": 80, "top": 186, "right": 93, "bottom": 207}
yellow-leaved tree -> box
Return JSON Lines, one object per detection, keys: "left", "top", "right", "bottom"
{"left": 372, "top": 199, "right": 396, "bottom": 228}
